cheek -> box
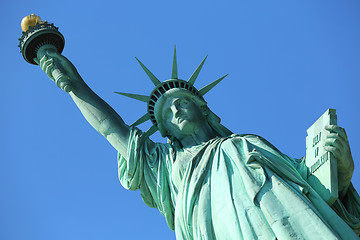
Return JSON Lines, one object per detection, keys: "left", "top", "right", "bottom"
{"left": 188, "top": 103, "right": 203, "bottom": 116}
{"left": 188, "top": 108, "right": 205, "bottom": 121}
{"left": 164, "top": 121, "right": 180, "bottom": 133}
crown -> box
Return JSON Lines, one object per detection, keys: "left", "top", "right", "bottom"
{"left": 115, "top": 47, "right": 228, "bottom": 137}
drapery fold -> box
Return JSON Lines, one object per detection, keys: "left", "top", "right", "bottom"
{"left": 117, "top": 128, "right": 360, "bottom": 239}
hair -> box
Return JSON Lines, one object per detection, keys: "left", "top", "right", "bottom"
{"left": 156, "top": 93, "right": 233, "bottom": 149}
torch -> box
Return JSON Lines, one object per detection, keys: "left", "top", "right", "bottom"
{"left": 18, "top": 14, "right": 72, "bottom": 92}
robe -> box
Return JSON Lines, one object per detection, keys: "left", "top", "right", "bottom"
{"left": 118, "top": 128, "right": 360, "bottom": 240}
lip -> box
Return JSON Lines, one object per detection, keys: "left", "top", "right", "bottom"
{"left": 177, "top": 117, "right": 185, "bottom": 124}
{"left": 176, "top": 114, "right": 187, "bottom": 124}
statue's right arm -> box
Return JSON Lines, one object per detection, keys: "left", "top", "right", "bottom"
{"left": 39, "top": 49, "right": 130, "bottom": 159}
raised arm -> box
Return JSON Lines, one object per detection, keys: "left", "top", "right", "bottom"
{"left": 39, "top": 48, "right": 130, "bottom": 158}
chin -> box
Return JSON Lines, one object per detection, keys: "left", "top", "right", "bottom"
{"left": 178, "top": 120, "right": 198, "bottom": 134}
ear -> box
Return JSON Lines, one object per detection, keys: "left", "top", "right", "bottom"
{"left": 201, "top": 106, "right": 210, "bottom": 116}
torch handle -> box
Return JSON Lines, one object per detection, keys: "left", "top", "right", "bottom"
{"left": 51, "top": 63, "right": 72, "bottom": 92}
{"left": 36, "top": 44, "right": 72, "bottom": 93}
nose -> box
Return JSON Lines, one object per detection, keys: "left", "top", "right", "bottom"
{"left": 170, "top": 105, "right": 181, "bottom": 118}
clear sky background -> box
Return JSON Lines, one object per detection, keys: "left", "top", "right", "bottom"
{"left": 1, "top": 1, "right": 360, "bottom": 239}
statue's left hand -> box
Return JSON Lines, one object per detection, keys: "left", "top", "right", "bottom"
{"left": 324, "top": 125, "right": 354, "bottom": 197}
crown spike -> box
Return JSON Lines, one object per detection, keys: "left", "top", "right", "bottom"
{"left": 143, "top": 125, "right": 159, "bottom": 138}
{"left": 135, "top": 57, "right": 161, "bottom": 86}
{"left": 198, "top": 74, "right": 228, "bottom": 96}
{"left": 114, "top": 92, "right": 150, "bottom": 103}
{"left": 188, "top": 55, "right": 207, "bottom": 85}
{"left": 171, "top": 46, "right": 178, "bottom": 79}
{"left": 130, "top": 113, "right": 151, "bottom": 127}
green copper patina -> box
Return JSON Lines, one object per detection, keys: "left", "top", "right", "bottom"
{"left": 20, "top": 17, "right": 360, "bottom": 240}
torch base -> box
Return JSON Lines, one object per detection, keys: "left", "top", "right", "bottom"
{"left": 18, "top": 23, "right": 65, "bottom": 65}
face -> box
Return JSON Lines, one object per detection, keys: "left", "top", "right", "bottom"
{"left": 160, "top": 96, "right": 207, "bottom": 140}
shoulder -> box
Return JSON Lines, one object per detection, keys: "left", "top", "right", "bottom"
{"left": 223, "top": 133, "right": 268, "bottom": 143}
{"left": 220, "top": 133, "right": 282, "bottom": 153}
{"left": 129, "top": 127, "right": 175, "bottom": 156}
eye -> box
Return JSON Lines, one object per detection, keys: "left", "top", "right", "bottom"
{"left": 180, "top": 99, "right": 189, "bottom": 107}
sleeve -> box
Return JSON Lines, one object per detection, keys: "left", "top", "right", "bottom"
{"left": 243, "top": 135, "right": 360, "bottom": 235}
{"left": 117, "top": 127, "right": 176, "bottom": 230}
{"left": 331, "top": 184, "right": 360, "bottom": 235}
{"left": 243, "top": 134, "right": 311, "bottom": 193}
{"left": 293, "top": 156, "right": 360, "bottom": 234}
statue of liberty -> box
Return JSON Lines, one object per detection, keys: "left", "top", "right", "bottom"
{"left": 20, "top": 15, "right": 360, "bottom": 239}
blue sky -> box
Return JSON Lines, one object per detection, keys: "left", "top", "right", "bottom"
{"left": 2, "top": 1, "right": 360, "bottom": 239}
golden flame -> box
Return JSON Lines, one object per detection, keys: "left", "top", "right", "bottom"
{"left": 21, "top": 14, "right": 43, "bottom": 32}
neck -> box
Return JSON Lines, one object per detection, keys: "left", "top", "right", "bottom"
{"left": 180, "top": 123, "right": 217, "bottom": 148}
